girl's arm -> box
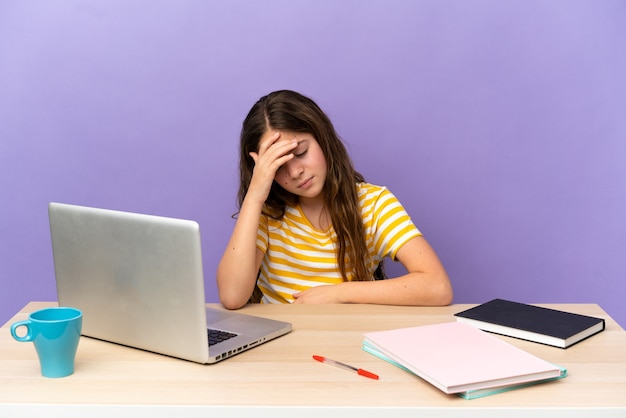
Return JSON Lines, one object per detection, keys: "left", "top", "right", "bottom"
{"left": 217, "top": 131, "right": 298, "bottom": 309}
{"left": 216, "top": 195, "right": 265, "bottom": 309}
{"left": 292, "top": 236, "right": 453, "bottom": 306}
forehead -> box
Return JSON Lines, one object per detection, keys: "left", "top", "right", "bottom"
{"left": 261, "top": 130, "right": 316, "bottom": 144}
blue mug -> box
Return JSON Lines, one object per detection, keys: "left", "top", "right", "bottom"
{"left": 11, "top": 307, "right": 83, "bottom": 378}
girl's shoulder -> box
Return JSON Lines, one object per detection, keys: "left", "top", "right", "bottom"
{"left": 357, "top": 182, "right": 389, "bottom": 198}
{"left": 357, "top": 182, "right": 407, "bottom": 215}
{"left": 356, "top": 183, "right": 396, "bottom": 215}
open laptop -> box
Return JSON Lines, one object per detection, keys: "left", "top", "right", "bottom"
{"left": 48, "top": 202, "right": 292, "bottom": 364}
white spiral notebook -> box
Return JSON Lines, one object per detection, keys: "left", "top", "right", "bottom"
{"left": 363, "top": 321, "right": 566, "bottom": 399}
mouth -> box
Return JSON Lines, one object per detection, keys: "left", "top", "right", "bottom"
{"left": 298, "top": 177, "right": 313, "bottom": 189}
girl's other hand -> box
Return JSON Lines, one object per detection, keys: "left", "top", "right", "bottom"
{"left": 292, "top": 285, "right": 343, "bottom": 304}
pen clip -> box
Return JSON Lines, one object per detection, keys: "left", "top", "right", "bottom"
{"left": 357, "top": 368, "right": 379, "bottom": 380}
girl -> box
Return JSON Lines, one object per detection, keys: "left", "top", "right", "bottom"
{"left": 217, "top": 90, "right": 452, "bottom": 309}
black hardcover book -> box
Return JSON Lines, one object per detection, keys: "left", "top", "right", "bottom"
{"left": 454, "top": 299, "right": 605, "bottom": 348}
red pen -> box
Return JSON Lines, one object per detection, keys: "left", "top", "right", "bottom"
{"left": 313, "top": 355, "right": 379, "bottom": 380}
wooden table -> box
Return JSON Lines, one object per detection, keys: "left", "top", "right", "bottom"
{"left": 2, "top": 302, "right": 625, "bottom": 417}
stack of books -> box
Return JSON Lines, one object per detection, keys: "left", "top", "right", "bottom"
{"left": 362, "top": 300, "right": 604, "bottom": 399}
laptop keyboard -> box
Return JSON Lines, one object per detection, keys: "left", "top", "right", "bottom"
{"left": 208, "top": 328, "right": 238, "bottom": 346}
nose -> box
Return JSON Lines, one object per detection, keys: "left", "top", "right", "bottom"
{"left": 283, "top": 159, "right": 303, "bottom": 179}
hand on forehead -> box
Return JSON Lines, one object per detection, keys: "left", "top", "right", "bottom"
{"left": 262, "top": 130, "right": 309, "bottom": 146}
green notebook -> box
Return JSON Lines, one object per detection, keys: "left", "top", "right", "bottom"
{"left": 362, "top": 341, "right": 567, "bottom": 400}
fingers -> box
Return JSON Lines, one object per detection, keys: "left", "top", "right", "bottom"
{"left": 255, "top": 131, "right": 298, "bottom": 171}
{"left": 245, "top": 130, "right": 298, "bottom": 203}
{"left": 257, "top": 131, "right": 282, "bottom": 155}
{"left": 249, "top": 151, "right": 258, "bottom": 165}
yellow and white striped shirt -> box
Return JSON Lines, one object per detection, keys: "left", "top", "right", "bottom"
{"left": 256, "top": 183, "right": 421, "bottom": 304}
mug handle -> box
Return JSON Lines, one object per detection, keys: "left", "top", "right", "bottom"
{"left": 10, "top": 320, "right": 33, "bottom": 342}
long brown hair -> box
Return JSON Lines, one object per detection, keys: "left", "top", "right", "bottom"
{"left": 238, "top": 90, "right": 373, "bottom": 282}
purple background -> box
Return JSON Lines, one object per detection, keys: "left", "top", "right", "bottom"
{"left": 1, "top": 1, "right": 625, "bottom": 327}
